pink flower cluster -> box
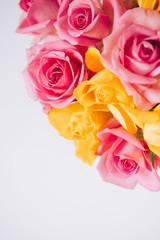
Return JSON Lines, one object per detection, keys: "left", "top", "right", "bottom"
{"left": 17, "top": 0, "right": 160, "bottom": 191}
{"left": 17, "top": 0, "right": 119, "bottom": 112}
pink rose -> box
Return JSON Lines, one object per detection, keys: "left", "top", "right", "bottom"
{"left": 103, "top": 0, "right": 127, "bottom": 31}
{"left": 54, "top": 0, "right": 110, "bottom": 45}
{"left": 97, "top": 118, "right": 160, "bottom": 191}
{"left": 16, "top": 0, "right": 60, "bottom": 35}
{"left": 102, "top": 8, "right": 160, "bottom": 110}
{"left": 23, "top": 37, "right": 87, "bottom": 113}
{"left": 119, "top": 0, "right": 134, "bottom": 10}
{"left": 19, "top": 0, "right": 34, "bottom": 11}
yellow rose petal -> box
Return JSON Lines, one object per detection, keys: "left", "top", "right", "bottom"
{"left": 74, "top": 136, "right": 100, "bottom": 166}
{"left": 137, "top": 0, "right": 160, "bottom": 12}
{"left": 48, "top": 102, "right": 85, "bottom": 139}
{"left": 85, "top": 47, "right": 105, "bottom": 72}
{"left": 107, "top": 104, "right": 137, "bottom": 134}
{"left": 148, "top": 144, "right": 160, "bottom": 157}
{"left": 73, "top": 109, "right": 112, "bottom": 165}
{"left": 153, "top": 104, "right": 160, "bottom": 112}
{"left": 144, "top": 122, "right": 160, "bottom": 146}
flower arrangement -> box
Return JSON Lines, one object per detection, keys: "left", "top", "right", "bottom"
{"left": 17, "top": 0, "right": 160, "bottom": 191}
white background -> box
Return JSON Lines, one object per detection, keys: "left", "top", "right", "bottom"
{"left": 0, "top": 1, "right": 160, "bottom": 240}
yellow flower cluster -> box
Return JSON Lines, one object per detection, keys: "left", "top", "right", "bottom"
{"left": 137, "top": 0, "right": 160, "bottom": 12}
{"left": 48, "top": 47, "right": 160, "bottom": 165}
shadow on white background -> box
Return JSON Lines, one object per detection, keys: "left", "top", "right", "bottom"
{"left": 0, "top": 1, "right": 159, "bottom": 240}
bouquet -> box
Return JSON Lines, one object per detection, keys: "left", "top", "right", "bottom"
{"left": 16, "top": 0, "right": 160, "bottom": 191}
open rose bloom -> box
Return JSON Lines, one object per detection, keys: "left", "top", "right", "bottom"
{"left": 54, "top": 0, "right": 111, "bottom": 45}
{"left": 23, "top": 37, "right": 87, "bottom": 113}
{"left": 17, "top": 0, "right": 160, "bottom": 191}
{"left": 97, "top": 118, "right": 160, "bottom": 191}
{"left": 102, "top": 7, "right": 160, "bottom": 110}
{"left": 16, "top": 0, "right": 61, "bottom": 35}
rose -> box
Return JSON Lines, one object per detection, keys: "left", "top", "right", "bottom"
{"left": 97, "top": 118, "right": 160, "bottom": 191}
{"left": 19, "top": 0, "right": 34, "bottom": 12}
{"left": 120, "top": 0, "right": 134, "bottom": 9}
{"left": 103, "top": 0, "right": 128, "bottom": 31}
{"left": 102, "top": 8, "right": 160, "bottom": 110}
{"left": 74, "top": 47, "right": 134, "bottom": 108}
{"left": 23, "top": 37, "right": 87, "bottom": 113}
{"left": 16, "top": 0, "right": 60, "bottom": 35}
{"left": 54, "top": 0, "right": 111, "bottom": 45}
{"left": 74, "top": 68, "right": 132, "bottom": 107}
{"left": 48, "top": 102, "right": 112, "bottom": 165}
{"left": 101, "top": 102, "right": 160, "bottom": 158}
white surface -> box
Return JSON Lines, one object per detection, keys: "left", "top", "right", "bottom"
{"left": 0, "top": 1, "right": 160, "bottom": 240}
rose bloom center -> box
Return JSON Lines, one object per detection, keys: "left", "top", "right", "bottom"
{"left": 46, "top": 65, "right": 63, "bottom": 87}
{"left": 139, "top": 41, "right": 153, "bottom": 60}
{"left": 70, "top": 8, "right": 91, "bottom": 30}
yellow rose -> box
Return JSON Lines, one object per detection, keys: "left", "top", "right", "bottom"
{"left": 48, "top": 102, "right": 112, "bottom": 165}
{"left": 74, "top": 69, "right": 133, "bottom": 107}
{"left": 137, "top": 0, "right": 160, "bottom": 12}
{"left": 74, "top": 47, "right": 134, "bottom": 109}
